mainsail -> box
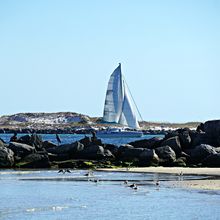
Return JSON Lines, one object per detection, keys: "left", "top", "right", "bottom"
{"left": 103, "top": 64, "right": 140, "bottom": 129}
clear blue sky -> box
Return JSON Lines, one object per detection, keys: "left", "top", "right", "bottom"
{"left": 0, "top": 0, "right": 219, "bottom": 122}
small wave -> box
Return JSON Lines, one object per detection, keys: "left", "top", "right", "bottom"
{"left": 26, "top": 205, "right": 69, "bottom": 213}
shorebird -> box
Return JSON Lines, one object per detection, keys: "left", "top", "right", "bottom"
{"left": 56, "top": 133, "right": 61, "bottom": 145}
{"left": 124, "top": 180, "right": 128, "bottom": 185}
{"left": 58, "top": 169, "right": 65, "bottom": 174}
{"left": 65, "top": 169, "right": 71, "bottom": 173}
{"left": 84, "top": 171, "right": 94, "bottom": 177}
{"left": 156, "top": 181, "right": 160, "bottom": 186}
{"left": 179, "top": 171, "right": 183, "bottom": 176}
{"left": 129, "top": 183, "right": 138, "bottom": 190}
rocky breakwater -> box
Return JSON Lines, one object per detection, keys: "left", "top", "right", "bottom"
{"left": 0, "top": 119, "right": 220, "bottom": 169}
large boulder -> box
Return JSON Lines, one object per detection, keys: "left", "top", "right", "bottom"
{"left": 155, "top": 146, "right": 176, "bottom": 165}
{"left": 202, "top": 153, "right": 220, "bottom": 167}
{"left": 17, "top": 134, "right": 43, "bottom": 149}
{"left": 78, "top": 145, "right": 105, "bottom": 160}
{"left": 138, "top": 149, "right": 159, "bottom": 166}
{"left": 0, "top": 146, "right": 14, "bottom": 167}
{"left": 128, "top": 137, "right": 162, "bottom": 149}
{"left": 47, "top": 142, "right": 84, "bottom": 157}
{"left": 79, "top": 136, "right": 102, "bottom": 147}
{"left": 191, "top": 133, "right": 219, "bottom": 147}
{"left": 17, "top": 153, "right": 50, "bottom": 168}
{"left": 104, "top": 144, "right": 118, "bottom": 157}
{"left": 186, "top": 144, "right": 217, "bottom": 164}
{"left": 42, "top": 141, "right": 57, "bottom": 149}
{"left": 204, "top": 120, "right": 220, "bottom": 138}
{"left": 160, "top": 136, "right": 182, "bottom": 156}
{"left": 178, "top": 129, "right": 192, "bottom": 149}
{"left": 8, "top": 142, "right": 36, "bottom": 157}
{"left": 118, "top": 145, "right": 144, "bottom": 161}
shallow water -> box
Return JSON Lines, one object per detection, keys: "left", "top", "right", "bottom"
{"left": 0, "top": 170, "right": 220, "bottom": 220}
{"left": 0, "top": 134, "right": 220, "bottom": 219}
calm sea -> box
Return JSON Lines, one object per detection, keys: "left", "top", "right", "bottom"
{"left": 0, "top": 134, "right": 220, "bottom": 220}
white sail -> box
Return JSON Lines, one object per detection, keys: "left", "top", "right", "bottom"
{"left": 103, "top": 64, "right": 140, "bottom": 129}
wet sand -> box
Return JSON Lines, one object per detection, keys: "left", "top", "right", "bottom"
{"left": 97, "top": 167, "right": 220, "bottom": 190}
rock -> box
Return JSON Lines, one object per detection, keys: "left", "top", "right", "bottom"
{"left": 186, "top": 144, "right": 217, "bottom": 164}
{"left": 138, "top": 149, "right": 159, "bottom": 166}
{"left": 104, "top": 144, "right": 118, "bottom": 156}
{"left": 118, "top": 146, "right": 144, "bottom": 161}
{"left": 79, "top": 136, "right": 92, "bottom": 146}
{"left": 191, "top": 133, "right": 218, "bottom": 147}
{"left": 202, "top": 153, "right": 220, "bottom": 167}
{"left": 42, "top": 141, "right": 57, "bottom": 149}
{"left": 79, "top": 136, "right": 102, "bottom": 147}
{"left": 164, "top": 131, "right": 179, "bottom": 139}
{"left": 0, "top": 138, "right": 6, "bottom": 146}
{"left": 47, "top": 142, "right": 84, "bottom": 156}
{"left": 173, "top": 157, "right": 187, "bottom": 167}
{"left": 17, "top": 134, "right": 43, "bottom": 149}
{"left": 196, "top": 123, "right": 204, "bottom": 132}
{"left": 204, "top": 120, "right": 220, "bottom": 138}
{"left": 17, "top": 153, "right": 50, "bottom": 168}
{"left": 104, "top": 149, "right": 115, "bottom": 158}
{"left": 0, "top": 139, "right": 5, "bottom": 148}
{"left": 155, "top": 146, "right": 176, "bottom": 165}
{"left": 79, "top": 145, "right": 105, "bottom": 160}
{"left": 128, "top": 137, "right": 162, "bottom": 149}
{"left": 0, "top": 146, "right": 14, "bottom": 167}
{"left": 160, "top": 136, "right": 182, "bottom": 156}
{"left": 178, "top": 129, "right": 191, "bottom": 149}
{"left": 215, "top": 147, "right": 220, "bottom": 153}
{"left": 8, "top": 142, "right": 36, "bottom": 157}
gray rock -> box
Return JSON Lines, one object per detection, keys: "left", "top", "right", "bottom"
{"left": 191, "top": 133, "right": 218, "bottom": 147}
{"left": 18, "top": 153, "right": 50, "bottom": 168}
{"left": 202, "top": 153, "right": 220, "bottom": 167}
{"left": 204, "top": 120, "right": 220, "bottom": 138}
{"left": 138, "top": 149, "right": 159, "bottom": 166}
{"left": 0, "top": 139, "right": 5, "bottom": 147}
{"left": 8, "top": 142, "right": 36, "bottom": 157}
{"left": 155, "top": 146, "right": 176, "bottom": 165}
{"left": 119, "top": 147, "right": 145, "bottom": 161}
{"left": 104, "top": 144, "right": 118, "bottom": 156}
{"left": 79, "top": 145, "right": 105, "bottom": 160}
{"left": 42, "top": 141, "right": 57, "bottom": 149}
{"left": 186, "top": 144, "right": 217, "bottom": 164}
{"left": 128, "top": 137, "right": 162, "bottom": 149}
{"left": 160, "top": 136, "right": 182, "bottom": 156}
{"left": 47, "top": 142, "right": 84, "bottom": 156}
{"left": 179, "top": 130, "right": 191, "bottom": 149}
{"left": 104, "top": 149, "right": 115, "bottom": 158}
{"left": 17, "top": 134, "right": 43, "bottom": 149}
{"left": 0, "top": 146, "right": 14, "bottom": 167}
{"left": 79, "top": 136, "right": 102, "bottom": 147}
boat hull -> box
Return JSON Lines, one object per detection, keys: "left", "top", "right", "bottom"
{"left": 96, "top": 131, "right": 143, "bottom": 138}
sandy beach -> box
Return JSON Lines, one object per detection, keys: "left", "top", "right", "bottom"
{"left": 97, "top": 167, "right": 220, "bottom": 190}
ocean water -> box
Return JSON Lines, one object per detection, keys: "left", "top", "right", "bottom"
{"left": 0, "top": 170, "right": 220, "bottom": 220}
{"left": 0, "top": 133, "right": 163, "bottom": 145}
{"left": 0, "top": 134, "right": 220, "bottom": 220}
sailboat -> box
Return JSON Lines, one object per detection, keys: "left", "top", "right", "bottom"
{"left": 96, "top": 63, "right": 143, "bottom": 138}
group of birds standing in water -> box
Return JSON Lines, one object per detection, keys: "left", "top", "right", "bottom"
{"left": 57, "top": 169, "right": 165, "bottom": 190}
